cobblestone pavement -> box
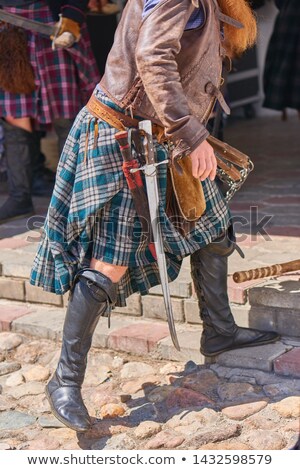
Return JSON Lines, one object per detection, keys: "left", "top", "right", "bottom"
{"left": 0, "top": 331, "right": 300, "bottom": 451}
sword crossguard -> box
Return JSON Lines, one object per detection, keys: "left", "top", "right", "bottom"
{"left": 130, "top": 159, "right": 169, "bottom": 175}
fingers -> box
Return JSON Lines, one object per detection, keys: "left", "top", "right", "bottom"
{"left": 210, "top": 153, "right": 217, "bottom": 181}
{"left": 199, "top": 154, "right": 213, "bottom": 181}
{"left": 191, "top": 152, "right": 200, "bottom": 178}
{"left": 190, "top": 141, "right": 217, "bottom": 181}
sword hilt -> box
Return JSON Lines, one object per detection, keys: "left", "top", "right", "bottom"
{"left": 130, "top": 159, "right": 169, "bottom": 174}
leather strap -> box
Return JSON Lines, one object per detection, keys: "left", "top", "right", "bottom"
{"left": 86, "top": 93, "right": 166, "bottom": 141}
{"left": 86, "top": 94, "right": 139, "bottom": 130}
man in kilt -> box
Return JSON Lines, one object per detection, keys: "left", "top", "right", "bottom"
{"left": 0, "top": 0, "right": 99, "bottom": 223}
{"left": 30, "top": 0, "right": 279, "bottom": 432}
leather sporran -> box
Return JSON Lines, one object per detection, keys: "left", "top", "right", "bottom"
{"left": 0, "top": 22, "right": 35, "bottom": 94}
{"left": 169, "top": 155, "right": 206, "bottom": 221}
{"left": 166, "top": 156, "right": 206, "bottom": 236}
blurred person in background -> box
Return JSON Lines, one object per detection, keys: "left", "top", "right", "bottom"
{"left": 263, "top": 0, "right": 300, "bottom": 119}
{"left": 0, "top": 0, "right": 99, "bottom": 224}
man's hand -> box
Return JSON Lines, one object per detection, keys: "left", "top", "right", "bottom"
{"left": 51, "top": 16, "right": 81, "bottom": 49}
{"left": 190, "top": 139, "right": 217, "bottom": 181}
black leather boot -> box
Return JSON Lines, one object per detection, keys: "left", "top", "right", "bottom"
{"left": 45, "top": 269, "right": 117, "bottom": 432}
{"left": 191, "top": 231, "right": 280, "bottom": 357}
{"left": 0, "top": 121, "right": 36, "bottom": 224}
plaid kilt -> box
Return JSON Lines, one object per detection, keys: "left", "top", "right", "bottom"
{"left": 263, "top": 0, "right": 300, "bottom": 111}
{"left": 0, "top": 1, "right": 99, "bottom": 125}
{"left": 30, "top": 89, "right": 231, "bottom": 307}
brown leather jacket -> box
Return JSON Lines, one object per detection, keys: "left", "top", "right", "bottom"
{"left": 100, "top": 0, "right": 234, "bottom": 155}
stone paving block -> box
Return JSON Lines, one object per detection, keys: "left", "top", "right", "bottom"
{"left": 270, "top": 226, "right": 300, "bottom": 237}
{"left": 93, "top": 316, "right": 135, "bottom": 349}
{"left": 0, "top": 238, "right": 30, "bottom": 249}
{"left": 281, "top": 336, "right": 300, "bottom": 347}
{"left": 149, "top": 279, "right": 192, "bottom": 298}
{"left": 63, "top": 293, "right": 69, "bottom": 308}
{"left": 0, "top": 278, "right": 25, "bottom": 302}
{"left": 234, "top": 233, "right": 265, "bottom": 248}
{"left": 154, "top": 327, "right": 209, "bottom": 365}
{"left": 265, "top": 196, "right": 300, "bottom": 206}
{"left": 142, "top": 295, "right": 184, "bottom": 322}
{"left": 25, "top": 281, "right": 63, "bottom": 307}
{"left": 0, "top": 304, "right": 32, "bottom": 332}
{"left": 18, "top": 243, "right": 40, "bottom": 254}
{"left": 0, "top": 251, "right": 32, "bottom": 278}
{"left": 246, "top": 306, "right": 277, "bottom": 333}
{"left": 113, "top": 294, "right": 142, "bottom": 317}
{"left": 277, "top": 309, "right": 300, "bottom": 338}
{"left": 192, "top": 302, "right": 253, "bottom": 330}
{"left": 231, "top": 304, "right": 251, "bottom": 328}
{"left": 108, "top": 322, "right": 169, "bottom": 355}
{"left": 249, "top": 279, "right": 300, "bottom": 310}
{"left": 11, "top": 307, "right": 65, "bottom": 341}
{"left": 274, "top": 348, "right": 300, "bottom": 378}
{"left": 215, "top": 342, "right": 291, "bottom": 372}
{"left": 184, "top": 299, "right": 201, "bottom": 324}
{"left": 227, "top": 277, "right": 264, "bottom": 305}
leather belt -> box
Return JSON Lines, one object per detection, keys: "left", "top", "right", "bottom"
{"left": 86, "top": 93, "right": 166, "bottom": 141}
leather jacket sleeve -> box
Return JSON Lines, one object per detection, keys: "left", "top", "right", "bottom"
{"left": 135, "top": 0, "right": 209, "bottom": 153}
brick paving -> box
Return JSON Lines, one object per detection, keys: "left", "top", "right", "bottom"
{"left": 0, "top": 115, "right": 299, "bottom": 450}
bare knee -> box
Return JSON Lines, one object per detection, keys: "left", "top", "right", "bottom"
{"left": 90, "top": 258, "right": 127, "bottom": 283}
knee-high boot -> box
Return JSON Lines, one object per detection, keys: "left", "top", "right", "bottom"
{"left": 0, "top": 120, "right": 36, "bottom": 224}
{"left": 46, "top": 268, "right": 117, "bottom": 432}
{"left": 191, "top": 232, "right": 279, "bottom": 357}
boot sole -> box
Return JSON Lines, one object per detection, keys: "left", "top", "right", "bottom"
{"left": 0, "top": 210, "right": 35, "bottom": 225}
{"left": 45, "top": 385, "right": 91, "bottom": 433}
{"left": 201, "top": 334, "right": 281, "bottom": 357}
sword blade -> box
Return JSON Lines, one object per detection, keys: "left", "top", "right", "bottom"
{"left": 0, "top": 10, "right": 55, "bottom": 37}
{"left": 139, "top": 120, "right": 180, "bottom": 351}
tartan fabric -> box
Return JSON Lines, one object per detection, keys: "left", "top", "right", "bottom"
{"left": 0, "top": 1, "right": 99, "bottom": 125}
{"left": 263, "top": 0, "right": 300, "bottom": 111}
{"left": 30, "top": 89, "right": 231, "bottom": 307}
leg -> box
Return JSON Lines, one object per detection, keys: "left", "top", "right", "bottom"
{"left": 46, "top": 261, "right": 126, "bottom": 432}
{"left": 90, "top": 258, "right": 127, "bottom": 283}
{"left": 31, "top": 130, "right": 56, "bottom": 197}
{"left": 53, "top": 118, "right": 74, "bottom": 156}
{"left": 0, "top": 117, "right": 37, "bottom": 224}
{"left": 191, "top": 230, "right": 279, "bottom": 357}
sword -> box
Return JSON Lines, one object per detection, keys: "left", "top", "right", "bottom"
{"left": 0, "top": 9, "right": 56, "bottom": 37}
{"left": 133, "top": 120, "right": 180, "bottom": 351}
